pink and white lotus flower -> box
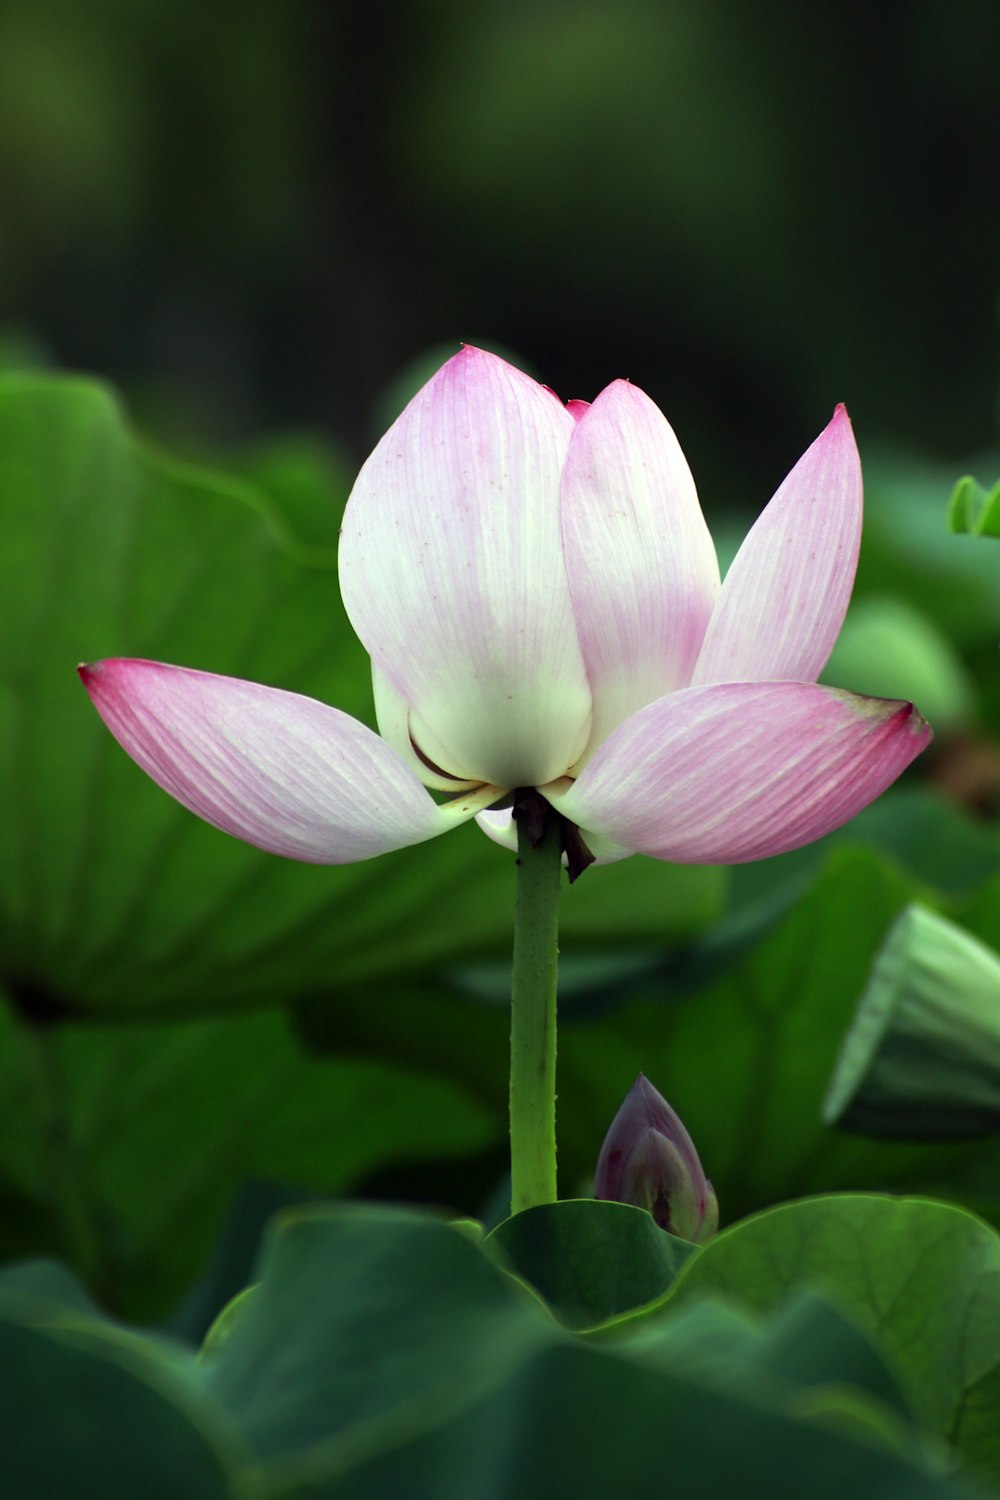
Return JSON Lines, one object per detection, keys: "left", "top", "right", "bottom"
{"left": 80, "top": 348, "right": 931, "bottom": 872}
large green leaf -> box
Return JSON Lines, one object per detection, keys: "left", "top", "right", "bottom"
{"left": 188, "top": 1204, "right": 980, "bottom": 1499}
{"left": 487, "top": 1199, "right": 698, "bottom": 1330}
{"left": 669, "top": 1193, "right": 1000, "bottom": 1487}
{"left": 2, "top": 1205, "right": 985, "bottom": 1498}
{"left": 315, "top": 1341, "right": 983, "bottom": 1500}
{"left": 622, "top": 1289, "right": 912, "bottom": 1429}
{"left": 195, "top": 1204, "right": 554, "bottom": 1477}
{"left": 238, "top": 430, "right": 353, "bottom": 551}
{"left": 0, "top": 998, "right": 497, "bottom": 1317}
{"left": 0, "top": 1303, "right": 244, "bottom": 1499}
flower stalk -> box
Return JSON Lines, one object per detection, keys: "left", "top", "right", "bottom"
{"left": 509, "top": 790, "right": 563, "bottom": 1214}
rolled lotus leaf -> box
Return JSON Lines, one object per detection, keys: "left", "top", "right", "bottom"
{"left": 823, "top": 903, "right": 1000, "bottom": 1139}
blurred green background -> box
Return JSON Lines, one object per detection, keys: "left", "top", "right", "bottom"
{"left": 3, "top": 0, "right": 999, "bottom": 484}
{"left": 3, "top": 0, "right": 1000, "bottom": 1327}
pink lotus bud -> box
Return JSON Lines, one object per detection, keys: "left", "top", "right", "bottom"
{"left": 595, "top": 1074, "right": 718, "bottom": 1243}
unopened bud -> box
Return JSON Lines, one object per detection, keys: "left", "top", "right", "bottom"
{"left": 595, "top": 1074, "right": 718, "bottom": 1243}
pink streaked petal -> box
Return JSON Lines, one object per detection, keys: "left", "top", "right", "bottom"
{"left": 692, "top": 406, "right": 861, "bottom": 686}
{"left": 475, "top": 802, "right": 633, "bottom": 866}
{"left": 560, "top": 380, "right": 720, "bottom": 760}
{"left": 80, "top": 659, "right": 499, "bottom": 865}
{"left": 551, "top": 681, "right": 931, "bottom": 864}
{"left": 339, "top": 346, "right": 592, "bottom": 789}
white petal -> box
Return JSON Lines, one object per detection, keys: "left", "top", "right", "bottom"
{"left": 339, "top": 347, "right": 592, "bottom": 788}
{"left": 372, "top": 666, "right": 480, "bottom": 793}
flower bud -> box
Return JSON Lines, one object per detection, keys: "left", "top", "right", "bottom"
{"left": 823, "top": 904, "right": 1000, "bottom": 1138}
{"left": 595, "top": 1074, "right": 718, "bottom": 1243}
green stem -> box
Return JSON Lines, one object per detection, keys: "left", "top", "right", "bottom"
{"left": 509, "top": 793, "right": 563, "bottom": 1215}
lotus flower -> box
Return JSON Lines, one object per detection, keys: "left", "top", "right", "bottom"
{"left": 595, "top": 1073, "right": 718, "bottom": 1242}
{"left": 79, "top": 347, "right": 931, "bottom": 871}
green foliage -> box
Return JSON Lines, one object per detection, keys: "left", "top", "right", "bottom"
{"left": 822, "top": 596, "right": 974, "bottom": 731}
{"left": 0, "top": 1004, "right": 497, "bottom": 1318}
{"left": 0, "top": 1270, "right": 245, "bottom": 1499}
{"left": 555, "top": 847, "right": 1000, "bottom": 1224}
{"left": 855, "top": 456, "right": 1000, "bottom": 655}
{"left": 1, "top": 1203, "right": 991, "bottom": 1497}
{"left": 949, "top": 476, "right": 1000, "bottom": 538}
{"left": 487, "top": 1199, "right": 698, "bottom": 1331}
{"left": 622, "top": 1289, "right": 912, "bottom": 1429}
{"left": 669, "top": 1194, "right": 1000, "bottom": 1486}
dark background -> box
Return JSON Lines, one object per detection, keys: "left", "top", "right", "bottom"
{"left": 2, "top": 0, "right": 998, "bottom": 506}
